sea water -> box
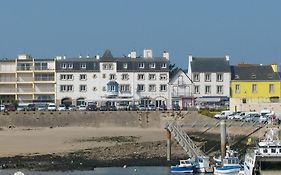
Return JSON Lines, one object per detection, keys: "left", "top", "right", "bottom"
{"left": 0, "top": 167, "right": 207, "bottom": 175}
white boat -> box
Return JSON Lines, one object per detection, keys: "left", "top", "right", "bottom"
{"left": 170, "top": 159, "right": 194, "bottom": 173}
{"left": 214, "top": 146, "right": 241, "bottom": 174}
{"left": 244, "top": 127, "right": 281, "bottom": 175}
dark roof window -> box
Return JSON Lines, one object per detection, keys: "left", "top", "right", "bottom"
{"left": 235, "top": 75, "right": 239, "bottom": 79}
{"left": 251, "top": 74, "right": 256, "bottom": 79}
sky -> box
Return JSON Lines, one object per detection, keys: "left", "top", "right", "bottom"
{"left": 0, "top": 0, "right": 281, "bottom": 69}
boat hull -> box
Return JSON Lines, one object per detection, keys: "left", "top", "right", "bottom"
{"left": 171, "top": 166, "right": 194, "bottom": 173}
{"left": 214, "top": 165, "right": 241, "bottom": 174}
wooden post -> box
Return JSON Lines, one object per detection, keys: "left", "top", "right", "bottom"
{"left": 166, "top": 130, "right": 171, "bottom": 161}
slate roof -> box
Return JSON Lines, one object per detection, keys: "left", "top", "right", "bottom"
{"left": 231, "top": 65, "right": 280, "bottom": 81}
{"left": 191, "top": 57, "right": 230, "bottom": 72}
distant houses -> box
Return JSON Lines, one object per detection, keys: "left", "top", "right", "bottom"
{"left": 0, "top": 49, "right": 281, "bottom": 111}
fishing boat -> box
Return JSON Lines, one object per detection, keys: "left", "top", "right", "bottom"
{"left": 244, "top": 127, "right": 281, "bottom": 175}
{"left": 170, "top": 159, "right": 194, "bottom": 173}
{"left": 213, "top": 146, "right": 241, "bottom": 174}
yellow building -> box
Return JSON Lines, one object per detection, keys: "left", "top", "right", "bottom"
{"left": 230, "top": 64, "right": 281, "bottom": 112}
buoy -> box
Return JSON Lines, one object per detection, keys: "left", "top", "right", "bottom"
{"left": 134, "top": 168, "right": 137, "bottom": 172}
{"left": 123, "top": 165, "right": 127, "bottom": 168}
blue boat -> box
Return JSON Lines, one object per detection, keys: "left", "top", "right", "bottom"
{"left": 170, "top": 159, "right": 194, "bottom": 173}
{"left": 213, "top": 146, "right": 241, "bottom": 174}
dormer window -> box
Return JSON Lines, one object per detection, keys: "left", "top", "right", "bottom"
{"left": 68, "top": 63, "right": 73, "bottom": 69}
{"left": 267, "top": 73, "right": 273, "bottom": 79}
{"left": 160, "top": 63, "right": 167, "bottom": 68}
{"left": 138, "top": 63, "right": 144, "bottom": 69}
{"left": 251, "top": 73, "right": 256, "bottom": 79}
{"left": 80, "top": 63, "right": 86, "bottom": 69}
{"left": 61, "top": 63, "right": 67, "bottom": 69}
{"left": 123, "top": 63, "right": 128, "bottom": 69}
{"left": 149, "top": 63, "right": 156, "bottom": 68}
{"left": 235, "top": 75, "right": 239, "bottom": 79}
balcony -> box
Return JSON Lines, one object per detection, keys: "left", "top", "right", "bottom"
{"left": 34, "top": 66, "right": 55, "bottom": 71}
{"left": 17, "top": 67, "right": 32, "bottom": 71}
{"left": 0, "top": 88, "right": 16, "bottom": 93}
{"left": 171, "top": 91, "right": 192, "bottom": 98}
{"left": 34, "top": 77, "right": 55, "bottom": 82}
{"left": 0, "top": 78, "right": 16, "bottom": 83}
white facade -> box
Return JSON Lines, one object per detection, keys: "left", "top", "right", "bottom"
{"left": 187, "top": 55, "right": 231, "bottom": 105}
{"left": 56, "top": 50, "right": 170, "bottom": 108}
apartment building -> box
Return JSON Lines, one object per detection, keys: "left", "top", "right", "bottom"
{"left": 0, "top": 54, "right": 55, "bottom": 104}
{"left": 187, "top": 55, "right": 231, "bottom": 106}
{"left": 55, "top": 49, "right": 170, "bottom": 107}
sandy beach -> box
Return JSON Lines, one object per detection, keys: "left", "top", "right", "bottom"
{"left": 0, "top": 127, "right": 166, "bottom": 157}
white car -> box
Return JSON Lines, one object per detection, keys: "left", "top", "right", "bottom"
{"left": 78, "top": 105, "right": 87, "bottom": 111}
{"left": 58, "top": 104, "right": 66, "bottom": 111}
{"left": 214, "top": 111, "right": 232, "bottom": 119}
{"left": 47, "top": 103, "right": 57, "bottom": 111}
{"left": 0, "top": 105, "right": 6, "bottom": 111}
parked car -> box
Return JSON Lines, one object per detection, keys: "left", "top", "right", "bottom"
{"left": 99, "top": 105, "right": 108, "bottom": 111}
{"left": 68, "top": 105, "right": 77, "bottom": 111}
{"left": 36, "top": 104, "right": 47, "bottom": 111}
{"left": 6, "top": 105, "right": 16, "bottom": 112}
{"left": 128, "top": 104, "right": 138, "bottom": 111}
{"left": 138, "top": 104, "right": 147, "bottom": 111}
{"left": 158, "top": 104, "right": 167, "bottom": 111}
{"left": 214, "top": 110, "right": 232, "bottom": 119}
{"left": 116, "top": 103, "right": 129, "bottom": 111}
{"left": 58, "top": 104, "right": 66, "bottom": 111}
{"left": 108, "top": 105, "right": 117, "bottom": 111}
{"left": 78, "top": 105, "right": 87, "bottom": 111}
{"left": 86, "top": 104, "right": 97, "bottom": 111}
{"left": 47, "top": 103, "right": 57, "bottom": 111}
{"left": 233, "top": 112, "right": 248, "bottom": 120}
{"left": 244, "top": 112, "right": 260, "bottom": 122}
{"left": 148, "top": 104, "right": 156, "bottom": 111}
{"left": 16, "top": 105, "right": 26, "bottom": 111}
{"left": 27, "top": 104, "right": 36, "bottom": 111}
{"left": 227, "top": 111, "right": 241, "bottom": 119}
{"left": 0, "top": 104, "right": 5, "bottom": 112}
{"left": 172, "top": 104, "right": 180, "bottom": 111}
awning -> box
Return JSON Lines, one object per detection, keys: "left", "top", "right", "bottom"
{"left": 195, "top": 96, "right": 229, "bottom": 103}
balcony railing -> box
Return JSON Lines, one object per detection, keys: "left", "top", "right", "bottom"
{"left": 34, "top": 77, "right": 55, "bottom": 81}
{"left": 0, "top": 88, "right": 16, "bottom": 93}
{"left": 17, "top": 78, "right": 33, "bottom": 82}
{"left": 17, "top": 67, "right": 32, "bottom": 71}
{"left": 172, "top": 92, "right": 192, "bottom": 98}
{"left": 34, "top": 66, "right": 54, "bottom": 71}
{"left": 0, "top": 78, "right": 16, "bottom": 82}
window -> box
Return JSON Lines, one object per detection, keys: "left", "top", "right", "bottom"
{"left": 102, "top": 63, "right": 113, "bottom": 70}
{"left": 269, "top": 84, "right": 274, "bottom": 93}
{"left": 160, "top": 84, "right": 167, "bottom": 91}
{"left": 121, "top": 74, "right": 129, "bottom": 80}
{"left": 149, "top": 74, "right": 156, "bottom": 80}
{"left": 80, "top": 85, "right": 87, "bottom": 92}
{"left": 160, "top": 74, "right": 167, "bottom": 80}
{"left": 61, "top": 63, "right": 66, "bottom": 69}
{"left": 194, "top": 86, "right": 200, "bottom": 94}
{"left": 123, "top": 63, "right": 128, "bottom": 69}
{"left": 93, "top": 87, "right": 97, "bottom": 91}
{"left": 102, "top": 74, "right": 106, "bottom": 79}
{"left": 217, "top": 86, "right": 223, "bottom": 94}
{"left": 149, "top": 63, "right": 155, "bottom": 68}
{"left": 193, "top": 74, "right": 200, "bottom": 82}
{"left": 120, "top": 84, "right": 130, "bottom": 92}
{"left": 137, "top": 84, "right": 145, "bottom": 92}
{"left": 235, "top": 84, "right": 240, "bottom": 93}
{"left": 205, "top": 86, "right": 211, "bottom": 94}
{"left": 271, "top": 148, "right": 276, "bottom": 153}
{"left": 138, "top": 74, "right": 145, "bottom": 80}
{"left": 205, "top": 73, "right": 211, "bottom": 82}
{"left": 217, "top": 73, "right": 223, "bottom": 82}
{"left": 60, "top": 74, "right": 66, "bottom": 80}
{"left": 251, "top": 74, "right": 256, "bottom": 79}
{"left": 60, "top": 85, "right": 73, "bottom": 92}
{"left": 35, "top": 62, "right": 48, "bottom": 70}
{"left": 102, "top": 86, "right": 106, "bottom": 91}
{"left": 102, "top": 64, "right": 108, "bottom": 70}
{"left": 252, "top": 84, "right": 257, "bottom": 93}
{"left": 67, "top": 74, "right": 73, "bottom": 80}
{"left": 108, "top": 64, "right": 113, "bottom": 70}
{"left": 93, "top": 74, "right": 97, "bottom": 79}
{"left": 80, "top": 74, "right": 87, "bottom": 80}
{"left": 235, "top": 74, "right": 239, "bottom": 79}
{"left": 109, "top": 74, "right": 116, "bottom": 80}
{"left": 149, "top": 84, "right": 156, "bottom": 92}
{"left": 160, "top": 63, "right": 167, "bottom": 68}
{"left": 68, "top": 63, "right": 73, "bottom": 69}
{"left": 80, "top": 63, "right": 86, "bottom": 69}
{"left": 138, "top": 63, "right": 144, "bottom": 68}
{"left": 263, "top": 149, "right": 268, "bottom": 153}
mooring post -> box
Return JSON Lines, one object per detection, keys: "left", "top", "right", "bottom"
{"left": 166, "top": 129, "right": 171, "bottom": 161}
{"left": 220, "top": 119, "right": 226, "bottom": 165}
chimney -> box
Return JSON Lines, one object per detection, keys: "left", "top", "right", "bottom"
{"left": 225, "top": 55, "right": 230, "bottom": 61}
{"left": 86, "top": 54, "right": 90, "bottom": 58}
{"left": 143, "top": 49, "right": 153, "bottom": 58}
{"left": 63, "top": 55, "right": 66, "bottom": 59}
{"left": 130, "top": 49, "right": 136, "bottom": 58}
{"left": 96, "top": 54, "right": 100, "bottom": 60}
{"left": 163, "top": 50, "right": 169, "bottom": 60}
{"left": 79, "top": 54, "right": 82, "bottom": 58}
